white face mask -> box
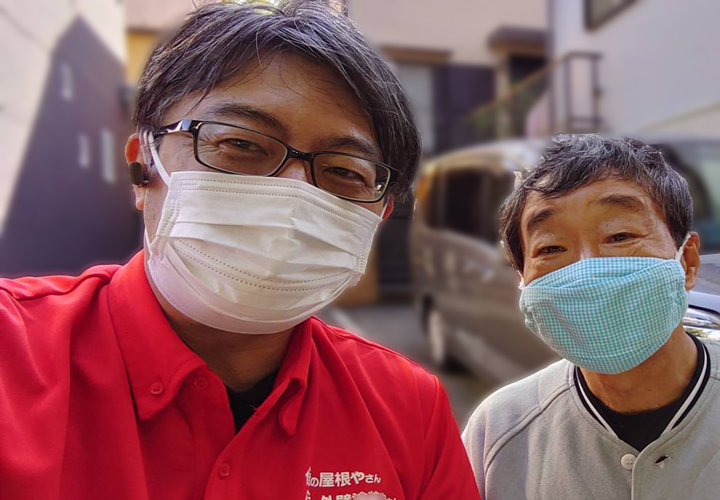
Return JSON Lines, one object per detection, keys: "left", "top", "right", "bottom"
{"left": 145, "top": 139, "right": 383, "bottom": 334}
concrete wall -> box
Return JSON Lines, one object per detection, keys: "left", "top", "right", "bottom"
{"left": 551, "top": 0, "right": 720, "bottom": 137}
{"left": 348, "top": 0, "right": 546, "bottom": 65}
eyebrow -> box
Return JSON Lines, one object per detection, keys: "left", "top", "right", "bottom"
{"left": 594, "top": 194, "right": 647, "bottom": 213}
{"left": 525, "top": 208, "right": 556, "bottom": 235}
{"left": 318, "top": 136, "right": 381, "bottom": 159}
{"left": 203, "top": 102, "right": 381, "bottom": 159}
{"left": 203, "top": 102, "right": 289, "bottom": 137}
{"left": 525, "top": 194, "right": 649, "bottom": 238}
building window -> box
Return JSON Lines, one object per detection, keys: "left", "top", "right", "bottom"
{"left": 101, "top": 129, "right": 116, "bottom": 184}
{"left": 60, "top": 63, "right": 73, "bottom": 101}
{"left": 391, "top": 62, "right": 436, "bottom": 154}
{"left": 78, "top": 133, "right": 90, "bottom": 169}
{"left": 585, "top": 0, "right": 636, "bottom": 29}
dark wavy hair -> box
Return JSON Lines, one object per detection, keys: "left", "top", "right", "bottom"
{"left": 500, "top": 134, "right": 693, "bottom": 271}
{"left": 133, "top": 0, "right": 421, "bottom": 199}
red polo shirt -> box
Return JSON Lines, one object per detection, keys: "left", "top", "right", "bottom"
{"left": 0, "top": 252, "right": 481, "bottom": 500}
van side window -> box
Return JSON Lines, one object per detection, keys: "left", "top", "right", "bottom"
{"left": 443, "top": 170, "right": 485, "bottom": 238}
{"left": 426, "top": 172, "right": 445, "bottom": 228}
{"left": 415, "top": 170, "right": 444, "bottom": 228}
{"left": 442, "top": 168, "right": 515, "bottom": 243}
{"left": 482, "top": 171, "right": 516, "bottom": 244}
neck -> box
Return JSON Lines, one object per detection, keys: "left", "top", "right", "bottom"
{"left": 581, "top": 327, "right": 697, "bottom": 414}
{"left": 171, "top": 321, "right": 293, "bottom": 393}
{"left": 145, "top": 261, "right": 293, "bottom": 392}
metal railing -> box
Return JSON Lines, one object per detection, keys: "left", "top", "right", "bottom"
{"left": 469, "top": 52, "right": 603, "bottom": 141}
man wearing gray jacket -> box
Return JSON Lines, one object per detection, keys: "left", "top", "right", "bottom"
{"left": 463, "top": 135, "right": 719, "bottom": 500}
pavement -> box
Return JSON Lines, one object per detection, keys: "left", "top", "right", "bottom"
{"left": 319, "top": 303, "right": 491, "bottom": 429}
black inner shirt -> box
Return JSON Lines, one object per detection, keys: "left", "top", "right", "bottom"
{"left": 226, "top": 371, "right": 278, "bottom": 434}
{"left": 575, "top": 333, "right": 709, "bottom": 452}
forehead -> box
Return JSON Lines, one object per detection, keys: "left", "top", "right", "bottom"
{"left": 163, "top": 52, "right": 372, "bottom": 130}
{"left": 520, "top": 177, "right": 665, "bottom": 235}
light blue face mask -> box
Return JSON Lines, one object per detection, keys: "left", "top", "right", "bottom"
{"left": 519, "top": 240, "right": 689, "bottom": 374}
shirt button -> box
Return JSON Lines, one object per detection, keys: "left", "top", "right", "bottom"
{"left": 621, "top": 453, "right": 637, "bottom": 470}
{"left": 150, "top": 382, "right": 164, "bottom": 395}
{"left": 194, "top": 377, "right": 208, "bottom": 389}
{"left": 218, "top": 462, "right": 231, "bottom": 478}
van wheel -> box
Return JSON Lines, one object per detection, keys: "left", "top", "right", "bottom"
{"left": 427, "top": 307, "right": 453, "bottom": 371}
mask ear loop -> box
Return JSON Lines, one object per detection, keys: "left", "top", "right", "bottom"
{"left": 380, "top": 201, "right": 391, "bottom": 220}
{"left": 675, "top": 233, "right": 691, "bottom": 261}
{"left": 518, "top": 278, "right": 526, "bottom": 290}
{"left": 146, "top": 131, "right": 172, "bottom": 185}
{"left": 129, "top": 131, "right": 154, "bottom": 186}
{"left": 141, "top": 131, "right": 174, "bottom": 259}
{"left": 144, "top": 228, "right": 155, "bottom": 257}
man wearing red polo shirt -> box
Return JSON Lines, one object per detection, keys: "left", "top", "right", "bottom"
{"left": 0, "top": 2, "right": 480, "bottom": 500}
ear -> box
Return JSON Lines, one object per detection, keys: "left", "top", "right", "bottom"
{"left": 381, "top": 194, "right": 395, "bottom": 220}
{"left": 680, "top": 232, "right": 701, "bottom": 291}
{"left": 125, "top": 133, "right": 147, "bottom": 211}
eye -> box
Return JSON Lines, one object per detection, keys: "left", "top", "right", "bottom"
{"left": 539, "top": 245, "right": 563, "bottom": 255}
{"left": 325, "top": 167, "right": 366, "bottom": 183}
{"left": 224, "top": 139, "right": 262, "bottom": 151}
{"left": 608, "top": 232, "right": 635, "bottom": 243}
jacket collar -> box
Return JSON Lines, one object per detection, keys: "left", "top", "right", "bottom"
{"left": 107, "top": 251, "right": 313, "bottom": 433}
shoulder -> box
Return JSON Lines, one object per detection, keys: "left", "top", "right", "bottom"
{"left": 700, "top": 338, "right": 720, "bottom": 379}
{"left": 315, "top": 318, "right": 437, "bottom": 383}
{"left": 308, "top": 319, "right": 480, "bottom": 497}
{"left": 0, "top": 264, "right": 119, "bottom": 305}
{"left": 0, "top": 266, "right": 118, "bottom": 347}
{"left": 463, "top": 360, "right": 573, "bottom": 465}
{"left": 700, "top": 337, "right": 720, "bottom": 354}
{"left": 476, "top": 359, "right": 571, "bottom": 417}
{"left": 310, "top": 317, "right": 443, "bottom": 416}
{"left": 0, "top": 264, "right": 122, "bottom": 402}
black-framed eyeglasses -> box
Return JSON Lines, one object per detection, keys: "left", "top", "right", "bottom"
{"left": 152, "top": 119, "right": 399, "bottom": 203}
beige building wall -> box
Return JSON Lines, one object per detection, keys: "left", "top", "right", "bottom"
{"left": 127, "top": 31, "right": 159, "bottom": 83}
{"left": 348, "top": 0, "right": 547, "bottom": 65}
{"left": 125, "top": 0, "right": 198, "bottom": 83}
{"left": 641, "top": 104, "right": 720, "bottom": 139}
{"left": 552, "top": 0, "right": 720, "bottom": 138}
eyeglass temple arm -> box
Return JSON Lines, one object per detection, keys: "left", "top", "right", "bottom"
{"left": 153, "top": 119, "right": 194, "bottom": 137}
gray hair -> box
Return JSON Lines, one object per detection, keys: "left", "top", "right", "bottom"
{"left": 133, "top": 0, "right": 421, "bottom": 199}
{"left": 500, "top": 134, "right": 693, "bottom": 271}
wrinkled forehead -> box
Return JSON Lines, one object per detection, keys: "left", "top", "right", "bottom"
{"left": 519, "top": 177, "right": 665, "bottom": 238}
{"left": 169, "top": 52, "right": 370, "bottom": 123}
{"left": 154, "top": 53, "right": 381, "bottom": 157}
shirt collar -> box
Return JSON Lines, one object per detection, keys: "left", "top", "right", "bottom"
{"left": 574, "top": 335, "right": 710, "bottom": 437}
{"left": 270, "top": 318, "right": 313, "bottom": 436}
{"left": 107, "top": 252, "right": 205, "bottom": 420}
{"left": 107, "top": 251, "right": 313, "bottom": 431}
